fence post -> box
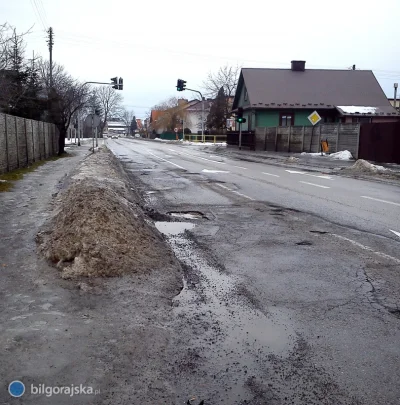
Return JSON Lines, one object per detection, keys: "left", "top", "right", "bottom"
{"left": 263, "top": 127, "right": 267, "bottom": 151}
{"left": 31, "top": 120, "right": 35, "bottom": 162}
{"left": 14, "top": 116, "right": 20, "bottom": 168}
{"left": 318, "top": 125, "right": 322, "bottom": 153}
{"left": 288, "top": 126, "right": 291, "bottom": 152}
{"left": 301, "top": 126, "right": 305, "bottom": 152}
{"left": 336, "top": 123, "right": 339, "bottom": 153}
{"left": 355, "top": 123, "right": 360, "bottom": 159}
{"left": 24, "top": 119, "right": 29, "bottom": 165}
{"left": 274, "top": 127, "right": 278, "bottom": 151}
{"left": 5, "top": 114, "right": 9, "bottom": 172}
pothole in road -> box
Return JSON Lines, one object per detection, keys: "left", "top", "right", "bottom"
{"left": 296, "top": 241, "right": 313, "bottom": 246}
{"left": 167, "top": 211, "right": 207, "bottom": 220}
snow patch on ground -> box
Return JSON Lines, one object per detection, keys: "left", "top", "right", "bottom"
{"left": 329, "top": 150, "right": 354, "bottom": 160}
{"left": 348, "top": 159, "right": 388, "bottom": 173}
{"left": 301, "top": 150, "right": 354, "bottom": 161}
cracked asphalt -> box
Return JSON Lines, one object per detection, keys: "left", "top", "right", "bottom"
{"left": 109, "top": 138, "right": 400, "bottom": 404}
{"left": 1, "top": 137, "right": 399, "bottom": 405}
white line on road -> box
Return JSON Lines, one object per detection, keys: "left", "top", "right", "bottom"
{"left": 168, "top": 149, "right": 226, "bottom": 165}
{"left": 306, "top": 174, "right": 334, "bottom": 180}
{"left": 331, "top": 234, "right": 400, "bottom": 264}
{"left": 231, "top": 191, "right": 256, "bottom": 200}
{"left": 262, "top": 172, "right": 280, "bottom": 177}
{"left": 389, "top": 230, "right": 400, "bottom": 239}
{"left": 216, "top": 184, "right": 255, "bottom": 200}
{"left": 360, "top": 196, "right": 400, "bottom": 207}
{"left": 286, "top": 170, "right": 306, "bottom": 174}
{"left": 146, "top": 150, "right": 185, "bottom": 169}
{"left": 232, "top": 166, "right": 248, "bottom": 170}
{"left": 217, "top": 184, "right": 233, "bottom": 191}
{"left": 299, "top": 181, "right": 330, "bottom": 189}
{"left": 202, "top": 169, "right": 229, "bottom": 173}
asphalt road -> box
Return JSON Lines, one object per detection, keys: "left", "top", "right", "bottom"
{"left": 108, "top": 138, "right": 400, "bottom": 405}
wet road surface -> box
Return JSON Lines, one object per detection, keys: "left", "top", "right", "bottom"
{"left": 110, "top": 138, "right": 400, "bottom": 405}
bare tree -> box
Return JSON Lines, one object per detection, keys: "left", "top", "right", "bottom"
{"left": 120, "top": 109, "right": 135, "bottom": 135}
{"left": 202, "top": 64, "right": 241, "bottom": 124}
{"left": 39, "top": 60, "right": 91, "bottom": 154}
{"left": 92, "top": 86, "right": 123, "bottom": 136}
{"left": 202, "top": 64, "right": 241, "bottom": 100}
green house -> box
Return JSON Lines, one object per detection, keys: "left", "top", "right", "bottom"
{"left": 232, "top": 61, "right": 398, "bottom": 131}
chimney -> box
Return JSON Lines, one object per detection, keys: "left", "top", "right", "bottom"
{"left": 291, "top": 60, "right": 306, "bottom": 71}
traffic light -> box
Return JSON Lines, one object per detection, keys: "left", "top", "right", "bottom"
{"left": 176, "top": 78, "right": 187, "bottom": 91}
{"left": 118, "top": 77, "right": 123, "bottom": 90}
{"left": 111, "top": 77, "right": 118, "bottom": 89}
{"left": 235, "top": 107, "right": 246, "bottom": 123}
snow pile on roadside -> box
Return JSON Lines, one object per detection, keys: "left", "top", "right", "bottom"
{"left": 286, "top": 156, "right": 300, "bottom": 163}
{"left": 37, "top": 147, "right": 178, "bottom": 278}
{"left": 329, "top": 150, "right": 353, "bottom": 160}
{"left": 347, "top": 159, "right": 388, "bottom": 173}
{"left": 182, "top": 141, "right": 227, "bottom": 146}
{"left": 301, "top": 152, "right": 326, "bottom": 157}
{"left": 300, "top": 150, "right": 353, "bottom": 160}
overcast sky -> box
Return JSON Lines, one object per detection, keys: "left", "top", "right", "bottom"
{"left": 3, "top": 0, "right": 400, "bottom": 119}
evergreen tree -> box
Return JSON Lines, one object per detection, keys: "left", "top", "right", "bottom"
{"left": 206, "top": 87, "right": 226, "bottom": 131}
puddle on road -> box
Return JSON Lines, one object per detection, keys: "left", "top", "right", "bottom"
{"left": 155, "top": 221, "right": 195, "bottom": 236}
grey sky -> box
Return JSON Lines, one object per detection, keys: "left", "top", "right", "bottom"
{"left": 3, "top": 0, "right": 400, "bottom": 119}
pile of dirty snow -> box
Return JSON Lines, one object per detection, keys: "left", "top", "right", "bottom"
{"left": 300, "top": 150, "right": 353, "bottom": 160}
{"left": 347, "top": 159, "right": 388, "bottom": 173}
{"left": 329, "top": 150, "right": 353, "bottom": 160}
{"left": 37, "top": 147, "right": 178, "bottom": 279}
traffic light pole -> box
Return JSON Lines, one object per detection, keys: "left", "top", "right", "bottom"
{"left": 239, "top": 122, "right": 242, "bottom": 150}
{"left": 185, "top": 88, "right": 204, "bottom": 143}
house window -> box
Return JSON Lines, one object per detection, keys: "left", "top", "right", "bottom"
{"left": 244, "top": 88, "right": 248, "bottom": 101}
{"left": 280, "top": 113, "right": 294, "bottom": 126}
{"left": 352, "top": 117, "right": 372, "bottom": 123}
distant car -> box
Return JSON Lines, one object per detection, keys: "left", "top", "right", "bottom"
{"left": 135, "top": 134, "right": 140, "bottom": 138}
{"left": 111, "top": 135, "right": 119, "bottom": 139}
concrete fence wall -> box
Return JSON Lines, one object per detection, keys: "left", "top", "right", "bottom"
{"left": 0, "top": 113, "right": 59, "bottom": 174}
{"left": 255, "top": 124, "right": 360, "bottom": 158}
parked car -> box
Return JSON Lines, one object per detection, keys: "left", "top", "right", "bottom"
{"left": 111, "top": 135, "right": 119, "bottom": 139}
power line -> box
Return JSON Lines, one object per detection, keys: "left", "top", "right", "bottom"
{"left": 32, "top": 0, "right": 47, "bottom": 30}
{"left": 53, "top": 30, "right": 400, "bottom": 75}
{"left": 37, "top": 0, "right": 49, "bottom": 27}
{"left": 29, "top": 0, "right": 46, "bottom": 31}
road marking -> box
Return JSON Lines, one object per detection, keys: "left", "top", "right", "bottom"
{"left": 306, "top": 174, "right": 334, "bottom": 180}
{"left": 262, "top": 172, "right": 280, "bottom": 177}
{"left": 147, "top": 150, "right": 185, "bottom": 169}
{"left": 331, "top": 234, "right": 400, "bottom": 264}
{"left": 217, "top": 184, "right": 233, "bottom": 191}
{"left": 202, "top": 169, "right": 229, "bottom": 173}
{"left": 389, "top": 230, "right": 400, "bottom": 239}
{"left": 232, "top": 165, "right": 248, "bottom": 170}
{"left": 286, "top": 170, "right": 306, "bottom": 174}
{"left": 360, "top": 196, "right": 400, "bottom": 207}
{"left": 216, "top": 184, "right": 255, "bottom": 200}
{"left": 168, "top": 149, "right": 226, "bottom": 165}
{"left": 231, "top": 191, "right": 255, "bottom": 200}
{"left": 299, "top": 181, "right": 330, "bottom": 189}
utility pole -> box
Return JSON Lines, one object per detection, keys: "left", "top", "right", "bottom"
{"left": 394, "top": 83, "right": 398, "bottom": 111}
{"left": 47, "top": 27, "right": 54, "bottom": 87}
